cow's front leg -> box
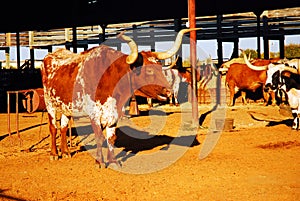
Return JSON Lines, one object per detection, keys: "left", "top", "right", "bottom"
{"left": 241, "top": 91, "right": 247, "bottom": 105}
{"left": 174, "top": 93, "right": 179, "bottom": 107}
{"left": 169, "top": 94, "right": 174, "bottom": 106}
{"left": 147, "top": 98, "right": 153, "bottom": 108}
{"left": 90, "top": 121, "right": 105, "bottom": 168}
{"left": 59, "top": 115, "right": 71, "bottom": 158}
{"left": 227, "top": 83, "right": 235, "bottom": 106}
{"left": 48, "top": 114, "right": 59, "bottom": 160}
{"left": 106, "top": 126, "right": 121, "bottom": 168}
{"left": 292, "top": 111, "right": 300, "bottom": 130}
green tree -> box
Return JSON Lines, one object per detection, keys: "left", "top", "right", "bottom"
{"left": 284, "top": 43, "right": 300, "bottom": 58}
{"left": 239, "top": 49, "right": 258, "bottom": 59}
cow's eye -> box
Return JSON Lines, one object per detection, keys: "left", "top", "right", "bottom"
{"left": 146, "top": 68, "right": 154, "bottom": 75}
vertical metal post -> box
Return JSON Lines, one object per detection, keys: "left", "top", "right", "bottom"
{"left": 174, "top": 19, "right": 183, "bottom": 68}
{"left": 255, "top": 11, "right": 262, "bottom": 59}
{"left": 30, "top": 48, "right": 35, "bottom": 68}
{"left": 279, "top": 28, "right": 285, "bottom": 59}
{"left": 99, "top": 24, "right": 107, "bottom": 44}
{"left": 217, "top": 15, "right": 223, "bottom": 66}
{"left": 72, "top": 27, "right": 77, "bottom": 53}
{"left": 216, "top": 15, "right": 223, "bottom": 105}
{"left": 7, "top": 92, "right": 11, "bottom": 137}
{"left": 188, "top": 0, "right": 198, "bottom": 126}
{"left": 263, "top": 16, "right": 269, "bottom": 59}
{"left": 16, "top": 32, "right": 21, "bottom": 69}
{"left": 150, "top": 25, "right": 155, "bottom": 52}
{"left": 232, "top": 21, "right": 239, "bottom": 58}
{"left": 16, "top": 92, "right": 20, "bottom": 140}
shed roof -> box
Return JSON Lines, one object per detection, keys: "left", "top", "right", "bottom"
{"left": 1, "top": 0, "right": 299, "bottom": 33}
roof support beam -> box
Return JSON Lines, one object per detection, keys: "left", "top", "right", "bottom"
{"left": 188, "top": 0, "right": 198, "bottom": 126}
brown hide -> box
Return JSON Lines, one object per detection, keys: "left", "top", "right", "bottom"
{"left": 135, "top": 66, "right": 201, "bottom": 100}
{"left": 41, "top": 48, "right": 89, "bottom": 106}
{"left": 225, "top": 59, "right": 275, "bottom": 106}
{"left": 42, "top": 47, "right": 171, "bottom": 116}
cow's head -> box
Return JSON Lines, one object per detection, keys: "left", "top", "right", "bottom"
{"left": 117, "top": 28, "right": 200, "bottom": 101}
{"left": 242, "top": 52, "right": 300, "bottom": 93}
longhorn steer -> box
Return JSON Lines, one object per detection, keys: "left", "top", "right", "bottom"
{"left": 252, "top": 59, "right": 300, "bottom": 130}
{"left": 41, "top": 29, "right": 199, "bottom": 167}
{"left": 225, "top": 53, "right": 279, "bottom": 106}
{"left": 146, "top": 67, "right": 194, "bottom": 107}
{"left": 144, "top": 63, "right": 205, "bottom": 107}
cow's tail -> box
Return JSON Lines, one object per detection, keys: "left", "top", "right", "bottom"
{"left": 40, "top": 62, "right": 48, "bottom": 84}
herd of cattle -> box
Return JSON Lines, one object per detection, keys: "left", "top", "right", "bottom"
{"left": 220, "top": 51, "right": 300, "bottom": 130}
{"left": 39, "top": 28, "right": 299, "bottom": 167}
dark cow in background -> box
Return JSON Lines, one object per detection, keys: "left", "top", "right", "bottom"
{"left": 246, "top": 57, "right": 300, "bottom": 129}
{"left": 146, "top": 66, "right": 195, "bottom": 107}
{"left": 224, "top": 51, "right": 280, "bottom": 106}
{"left": 145, "top": 60, "right": 205, "bottom": 107}
{"left": 41, "top": 28, "right": 199, "bottom": 167}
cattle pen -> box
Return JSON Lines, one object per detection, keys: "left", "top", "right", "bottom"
{"left": 1, "top": 7, "right": 300, "bottom": 114}
{"left": 0, "top": 1, "right": 300, "bottom": 200}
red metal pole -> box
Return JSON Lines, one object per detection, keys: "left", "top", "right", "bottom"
{"left": 188, "top": 0, "right": 198, "bottom": 126}
{"left": 7, "top": 91, "right": 11, "bottom": 137}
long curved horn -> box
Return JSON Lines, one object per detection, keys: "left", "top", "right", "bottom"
{"left": 154, "top": 28, "right": 201, "bottom": 60}
{"left": 162, "top": 55, "right": 179, "bottom": 70}
{"left": 117, "top": 31, "right": 138, "bottom": 64}
{"left": 281, "top": 66, "right": 299, "bottom": 74}
{"left": 242, "top": 51, "right": 268, "bottom": 71}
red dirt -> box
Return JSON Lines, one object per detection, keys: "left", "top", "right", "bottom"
{"left": 0, "top": 102, "right": 299, "bottom": 201}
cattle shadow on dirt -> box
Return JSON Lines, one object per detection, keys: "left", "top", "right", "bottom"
{"left": 73, "top": 123, "right": 200, "bottom": 162}
{"left": 114, "top": 125, "right": 200, "bottom": 162}
{"left": 0, "top": 189, "right": 27, "bottom": 201}
{"left": 0, "top": 122, "right": 48, "bottom": 142}
{"left": 247, "top": 111, "right": 293, "bottom": 127}
{"left": 232, "top": 87, "right": 275, "bottom": 105}
{"left": 199, "top": 104, "right": 218, "bottom": 126}
{"left": 129, "top": 109, "right": 175, "bottom": 117}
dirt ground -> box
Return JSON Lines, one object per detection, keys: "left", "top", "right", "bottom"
{"left": 0, "top": 99, "right": 300, "bottom": 201}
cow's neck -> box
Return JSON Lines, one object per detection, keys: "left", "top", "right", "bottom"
{"left": 95, "top": 66, "right": 133, "bottom": 116}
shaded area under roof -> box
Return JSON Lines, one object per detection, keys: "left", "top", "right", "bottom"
{"left": 1, "top": 0, "right": 299, "bottom": 33}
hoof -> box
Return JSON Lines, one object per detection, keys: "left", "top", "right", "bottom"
{"left": 50, "top": 155, "right": 59, "bottom": 161}
{"left": 62, "top": 153, "right": 71, "bottom": 159}
{"left": 107, "top": 161, "right": 121, "bottom": 169}
{"left": 95, "top": 160, "right": 106, "bottom": 169}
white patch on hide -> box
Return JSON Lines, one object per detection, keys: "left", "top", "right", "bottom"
{"left": 147, "top": 57, "right": 158, "bottom": 63}
{"left": 79, "top": 95, "right": 118, "bottom": 128}
{"left": 61, "top": 114, "right": 69, "bottom": 128}
{"left": 234, "top": 86, "right": 239, "bottom": 93}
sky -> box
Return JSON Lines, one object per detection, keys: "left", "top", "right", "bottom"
{"left": 0, "top": 35, "right": 299, "bottom": 63}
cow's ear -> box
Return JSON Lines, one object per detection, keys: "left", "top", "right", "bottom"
{"left": 130, "top": 53, "right": 143, "bottom": 75}
{"left": 130, "top": 66, "right": 142, "bottom": 75}
{"left": 130, "top": 53, "right": 143, "bottom": 69}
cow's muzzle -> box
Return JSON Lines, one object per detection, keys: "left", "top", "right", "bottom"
{"left": 157, "top": 88, "right": 172, "bottom": 101}
{"left": 264, "top": 83, "right": 277, "bottom": 92}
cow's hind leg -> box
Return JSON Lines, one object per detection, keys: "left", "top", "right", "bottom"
{"left": 174, "top": 92, "right": 179, "bottom": 107}
{"left": 292, "top": 112, "right": 300, "bottom": 130}
{"left": 241, "top": 91, "right": 247, "bottom": 105}
{"left": 106, "top": 126, "right": 121, "bottom": 168}
{"left": 59, "top": 114, "right": 71, "bottom": 158}
{"left": 48, "top": 113, "right": 59, "bottom": 161}
{"left": 91, "top": 121, "right": 106, "bottom": 168}
{"left": 147, "top": 98, "right": 153, "bottom": 108}
{"left": 227, "top": 82, "right": 235, "bottom": 106}
{"left": 169, "top": 94, "right": 174, "bottom": 106}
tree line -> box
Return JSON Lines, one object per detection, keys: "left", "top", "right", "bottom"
{"left": 240, "top": 43, "right": 300, "bottom": 59}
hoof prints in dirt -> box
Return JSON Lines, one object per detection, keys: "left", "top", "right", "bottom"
{"left": 257, "top": 140, "right": 300, "bottom": 149}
